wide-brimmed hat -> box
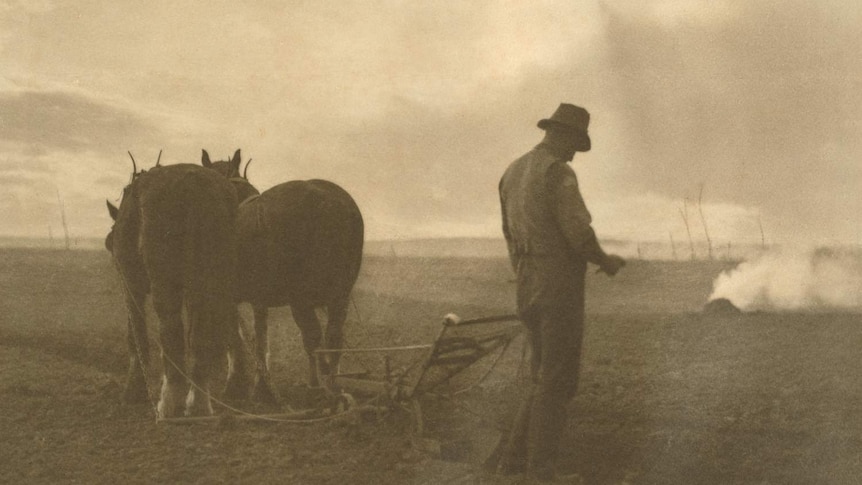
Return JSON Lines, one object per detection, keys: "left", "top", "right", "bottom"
{"left": 537, "top": 103, "right": 591, "bottom": 152}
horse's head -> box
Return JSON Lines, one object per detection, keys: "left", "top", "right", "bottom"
{"left": 105, "top": 154, "right": 143, "bottom": 253}
{"left": 201, "top": 148, "right": 260, "bottom": 203}
{"left": 105, "top": 200, "right": 119, "bottom": 252}
{"left": 201, "top": 149, "right": 242, "bottom": 178}
{"left": 105, "top": 184, "right": 132, "bottom": 254}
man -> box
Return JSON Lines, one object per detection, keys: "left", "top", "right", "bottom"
{"left": 486, "top": 103, "right": 625, "bottom": 482}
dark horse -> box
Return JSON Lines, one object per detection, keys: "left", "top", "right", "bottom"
{"left": 202, "top": 149, "right": 364, "bottom": 400}
{"left": 105, "top": 163, "right": 243, "bottom": 417}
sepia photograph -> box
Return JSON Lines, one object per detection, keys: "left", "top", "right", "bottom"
{"left": 1, "top": 1, "right": 859, "bottom": 483}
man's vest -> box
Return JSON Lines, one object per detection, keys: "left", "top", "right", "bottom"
{"left": 499, "top": 146, "right": 587, "bottom": 310}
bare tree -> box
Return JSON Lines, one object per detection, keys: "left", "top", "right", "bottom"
{"left": 697, "top": 183, "right": 713, "bottom": 260}
{"left": 679, "top": 199, "right": 695, "bottom": 260}
{"left": 55, "top": 189, "right": 71, "bottom": 250}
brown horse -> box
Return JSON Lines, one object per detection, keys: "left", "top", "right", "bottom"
{"left": 105, "top": 163, "right": 244, "bottom": 417}
{"left": 201, "top": 149, "right": 364, "bottom": 400}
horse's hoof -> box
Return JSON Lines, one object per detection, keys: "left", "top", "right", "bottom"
{"left": 157, "top": 399, "right": 182, "bottom": 419}
{"left": 184, "top": 390, "right": 214, "bottom": 417}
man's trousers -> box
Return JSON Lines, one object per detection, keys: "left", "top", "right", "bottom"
{"left": 485, "top": 298, "right": 586, "bottom": 480}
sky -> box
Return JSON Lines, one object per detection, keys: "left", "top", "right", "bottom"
{"left": 0, "top": 0, "right": 859, "bottom": 247}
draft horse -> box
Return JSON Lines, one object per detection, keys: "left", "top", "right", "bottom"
{"left": 105, "top": 162, "right": 243, "bottom": 417}
{"left": 202, "top": 149, "right": 364, "bottom": 401}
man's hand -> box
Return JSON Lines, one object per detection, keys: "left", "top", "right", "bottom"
{"left": 598, "top": 254, "right": 626, "bottom": 276}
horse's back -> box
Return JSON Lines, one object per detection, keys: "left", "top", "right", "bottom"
{"left": 237, "top": 179, "right": 363, "bottom": 306}
{"left": 135, "top": 164, "right": 237, "bottom": 260}
{"left": 126, "top": 165, "right": 238, "bottom": 311}
{"left": 137, "top": 164, "right": 237, "bottom": 227}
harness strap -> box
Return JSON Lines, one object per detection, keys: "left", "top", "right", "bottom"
{"left": 239, "top": 194, "right": 260, "bottom": 207}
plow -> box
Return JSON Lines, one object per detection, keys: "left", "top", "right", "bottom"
{"left": 313, "top": 313, "right": 522, "bottom": 434}
{"left": 157, "top": 313, "right": 524, "bottom": 435}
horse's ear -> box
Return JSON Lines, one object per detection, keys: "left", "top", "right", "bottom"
{"left": 230, "top": 149, "right": 241, "bottom": 176}
{"left": 202, "top": 149, "right": 212, "bottom": 167}
{"left": 106, "top": 200, "right": 119, "bottom": 221}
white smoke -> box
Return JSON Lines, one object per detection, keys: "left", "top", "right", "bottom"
{"left": 709, "top": 247, "right": 862, "bottom": 311}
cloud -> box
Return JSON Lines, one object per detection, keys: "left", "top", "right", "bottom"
{"left": 0, "top": 88, "right": 165, "bottom": 154}
{"left": 0, "top": 156, "right": 52, "bottom": 175}
{"left": 0, "top": 0, "right": 54, "bottom": 48}
{"left": 589, "top": 192, "right": 762, "bottom": 244}
{"left": 0, "top": 0, "right": 858, "bottom": 246}
{"left": 0, "top": 83, "right": 206, "bottom": 238}
{"left": 300, "top": 96, "right": 544, "bottom": 239}
{"left": 601, "top": 1, "right": 861, "bottom": 199}
{"left": 0, "top": 173, "right": 42, "bottom": 188}
{"left": 593, "top": 0, "right": 861, "bottom": 244}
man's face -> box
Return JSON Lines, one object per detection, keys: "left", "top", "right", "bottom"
{"left": 546, "top": 126, "right": 578, "bottom": 161}
{"left": 558, "top": 132, "right": 579, "bottom": 161}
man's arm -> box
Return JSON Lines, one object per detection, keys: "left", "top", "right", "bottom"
{"left": 548, "top": 163, "right": 623, "bottom": 273}
{"left": 499, "top": 179, "right": 519, "bottom": 270}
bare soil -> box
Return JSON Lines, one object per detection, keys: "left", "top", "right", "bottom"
{"left": 2, "top": 248, "right": 861, "bottom": 484}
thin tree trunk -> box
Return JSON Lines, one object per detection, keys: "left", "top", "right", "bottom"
{"left": 697, "top": 184, "right": 713, "bottom": 260}
{"left": 680, "top": 200, "right": 695, "bottom": 260}
{"left": 56, "top": 189, "right": 71, "bottom": 250}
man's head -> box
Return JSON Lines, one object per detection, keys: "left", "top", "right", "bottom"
{"left": 538, "top": 103, "right": 591, "bottom": 160}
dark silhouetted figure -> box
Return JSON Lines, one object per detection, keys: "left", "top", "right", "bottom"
{"left": 487, "top": 103, "right": 626, "bottom": 482}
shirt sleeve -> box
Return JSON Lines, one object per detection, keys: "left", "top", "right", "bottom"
{"left": 499, "top": 178, "right": 519, "bottom": 270}
{"left": 547, "top": 163, "right": 607, "bottom": 264}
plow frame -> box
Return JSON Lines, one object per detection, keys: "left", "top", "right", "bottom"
{"left": 157, "top": 313, "right": 523, "bottom": 430}
{"left": 314, "top": 313, "right": 523, "bottom": 435}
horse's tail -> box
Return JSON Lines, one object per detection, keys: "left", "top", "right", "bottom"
{"left": 345, "top": 198, "right": 364, "bottom": 289}
{"left": 314, "top": 188, "right": 364, "bottom": 301}
{"left": 182, "top": 183, "right": 237, "bottom": 375}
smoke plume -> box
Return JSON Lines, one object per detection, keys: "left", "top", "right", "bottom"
{"left": 709, "top": 248, "right": 862, "bottom": 311}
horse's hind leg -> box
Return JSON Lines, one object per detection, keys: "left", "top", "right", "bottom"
{"left": 224, "top": 307, "right": 251, "bottom": 402}
{"left": 150, "top": 284, "right": 187, "bottom": 419}
{"left": 185, "top": 306, "right": 228, "bottom": 417}
{"left": 123, "top": 285, "right": 150, "bottom": 403}
{"left": 291, "top": 304, "right": 324, "bottom": 387}
{"left": 324, "top": 297, "right": 349, "bottom": 379}
{"left": 251, "top": 305, "right": 278, "bottom": 403}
